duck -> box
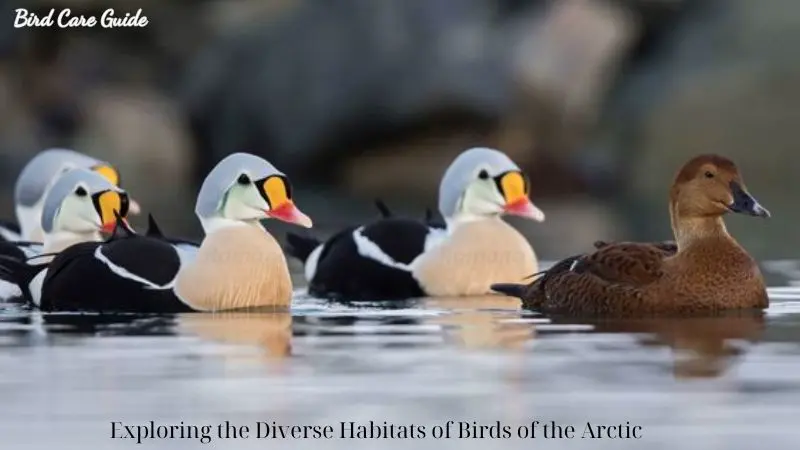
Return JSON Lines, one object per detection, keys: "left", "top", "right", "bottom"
{"left": 0, "top": 168, "right": 130, "bottom": 301}
{"left": 286, "top": 146, "right": 545, "bottom": 301}
{"left": 491, "top": 154, "right": 770, "bottom": 316}
{"left": 0, "top": 152, "right": 312, "bottom": 313}
{"left": 1, "top": 147, "right": 140, "bottom": 242}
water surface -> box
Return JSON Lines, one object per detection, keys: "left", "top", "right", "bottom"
{"left": 2, "top": 262, "right": 800, "bottom": 449}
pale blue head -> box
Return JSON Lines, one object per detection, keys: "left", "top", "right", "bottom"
{"left": 41, "top": 169, "right": 129, "bottom": 235}
{"left": 438, "top": 147, "right": 544, "bottom": 223}
{"left": 195, "top": 152, "right": 312, "bottom": 230}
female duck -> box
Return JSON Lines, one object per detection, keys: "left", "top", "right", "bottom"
{"left": 287, "top": 147, "right": 545, "bottom": 300}
{"left": 1, "top": 147, "right": 139, "bottom": 242}
{"left": 492, "top": 154, "right": 770, "bottom": 316}
{"left": 10, "top": 152, "right": 312, "bottom": 313}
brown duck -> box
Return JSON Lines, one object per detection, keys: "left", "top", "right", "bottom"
{"left": 492, "top": 154, "right": 770, "bottom": 316}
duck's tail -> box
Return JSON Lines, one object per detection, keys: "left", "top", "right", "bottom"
{"left": 493, "top": 257, "right": 583, "bottom": 304}
{"left": 285, "top": 233, "right": 321, "bottom": 263}
{"left": 374, "top": 199, "right": 393, "bottom": 218}
{"left": 0, "top": 255, "right": 47, "bottom": 304}
{"left": 490, "top": 283, "right": 528, "bottom": 299}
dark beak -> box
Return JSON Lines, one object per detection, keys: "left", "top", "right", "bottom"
{"left": 729, "top": 181, "right": 770, "bottom": 218}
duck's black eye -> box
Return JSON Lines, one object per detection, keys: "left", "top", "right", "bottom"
{"left": 477, "top": 169, "right": 490, "bottom": 180}
{"left": 704, "top": 171, "right": 714, "bottom": 179}
{"left": 74, "top": 186, "right": 87, "bottom": 197}
{"left": 237, "top": 173, "right": 250, "bottom": 185}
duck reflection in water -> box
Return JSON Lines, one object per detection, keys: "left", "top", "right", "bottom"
{"left": 549, "top": 310, "right": 765, "bottom": 379}
{"left": 178, "top": 311, "right": 292, "bottom": 362}
{"left": 424, "top": 296, "right": 533, "bottom": 351}
{"left": 42, "top": 312, "right": 176, "bottom": 336}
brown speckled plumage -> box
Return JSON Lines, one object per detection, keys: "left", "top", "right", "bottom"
{"left": 492, "top": 154, "right": 769, "bottom": 316}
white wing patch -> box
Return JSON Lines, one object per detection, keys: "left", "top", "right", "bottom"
{"left": 30, "top": 269, "right": 47, "bottom": 307}
{"left": 93, "top": 246, "right": 176, "bottom": 290}
{"left": 352, "top": 227, "right": 412, "bottom": 271}
{"left": 304, "top": 244, "right": 324, "bottom": 282}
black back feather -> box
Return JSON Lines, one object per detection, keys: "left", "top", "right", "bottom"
{"left": 146, "top": 214, "right": 164, "bottom": 238}
{"left": 142, "top": 213, "right": 200, "bottom": 248}
{"left": 374, "top": 199, "right": 392, "bottom": 218}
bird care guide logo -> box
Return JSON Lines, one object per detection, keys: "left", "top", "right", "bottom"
{"left": 14, "top": 8, "right": 149, "bottom": 29}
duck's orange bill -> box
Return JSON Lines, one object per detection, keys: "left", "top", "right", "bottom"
{"left": 262, "top": 176, "right": 312, "bottom": 228}
{"left": 500, "top": 171, "right": 545, "bottom": 222}
{"left": 96, "top": 191, "right": 128, "bottom": 233}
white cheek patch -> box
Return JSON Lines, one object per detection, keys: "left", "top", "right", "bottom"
{"left": 55, "top": 196, "right": 97, "bottom": 232}
{"left": 222, "top": 185, "right": 267, "bottom": 221}
{"left": 460, "top": 182, "right": 504, "bottom": 217}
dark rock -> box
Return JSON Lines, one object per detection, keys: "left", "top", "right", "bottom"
{"left": 182, "top": 0, "right": 554, "bottom": 185}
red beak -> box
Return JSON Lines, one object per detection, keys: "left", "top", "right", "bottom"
{"left": 504, "top": 199, "right": 545, "bottom": 222}
{"left": 267, "top": 202, "right": 313, "bottom": 228}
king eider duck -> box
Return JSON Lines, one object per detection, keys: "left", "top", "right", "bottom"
{"left": 0, "top": 149, "right": 140, "bottom": 300}
{"left": 491, "top": 154, "right": 770, "bottom": 316}
{"left": 1, "top": 148, "right": 140, "bottom": 243}
{"left": 286, "top": 146, "right": 545, "bottom": 301}
{"left": 0, "top": 168, "right": 130, "bottom": 302}
{"left": 0, "top": 152, "right": 312, "bottom": 313}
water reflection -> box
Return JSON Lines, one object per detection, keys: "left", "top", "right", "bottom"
{"left": 423, "top": 296, "right": 533, "bottom": 350}
{"left": 42, "top": 312, "right": 177, "bottom": 336}
{"left": 178, "top": 311, "right": 292, "bottom": 360}
{"left": 0, "top": 306, "right": 179, "bottom": 348}
{"left": 550, "top": 311, "right": 765, "bottom": 379}
{"left": 2, "top": 280, "right": 800, "bottom": 449}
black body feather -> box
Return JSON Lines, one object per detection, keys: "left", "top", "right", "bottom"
{"left": 32, "top": 214, "right": 191, "bottom": 313}
{"left": 291, "top": 219, "right": 431, "bottom": 301}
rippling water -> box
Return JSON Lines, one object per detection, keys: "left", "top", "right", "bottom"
{"left": 2, "top": 261, "right": 800, "bottom": 449}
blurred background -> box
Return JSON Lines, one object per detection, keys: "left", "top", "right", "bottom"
{"left": 0, "top": 0, "right": 796, "bottom": 260}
